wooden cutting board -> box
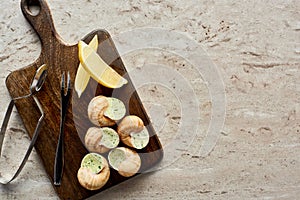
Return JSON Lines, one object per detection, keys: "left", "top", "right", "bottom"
{"left": 5, "top": 0, "right": 163, "bottom": 199}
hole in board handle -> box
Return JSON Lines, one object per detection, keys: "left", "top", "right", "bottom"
{"left": 26, "top": 0, "right": 41, "bottom": 16}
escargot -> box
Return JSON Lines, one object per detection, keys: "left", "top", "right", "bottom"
{"left": 77, "top": 153, "right": 110, "bottom": 190}
{"left": 88, "top": 95, "right": 126, "bottom": 127}
{"left": 85, "top": 127, "right": 119, "bottom": 154}
{"left": 108, "top": 147, "right": 141, "bottom": 177}
{"left": 117, "top": 115, "right": 150, "bottom": 149}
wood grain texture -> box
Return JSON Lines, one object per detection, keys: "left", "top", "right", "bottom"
{"left": 5, "top": 0, "right": 163, "bottom": 199}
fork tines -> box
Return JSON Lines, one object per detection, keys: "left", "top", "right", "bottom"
{"left": 61, "top": 72, "right": 71, "bottom": 96}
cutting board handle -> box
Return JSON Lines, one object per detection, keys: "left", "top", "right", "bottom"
{"left": 21, "top": 0, "right": 60, "bottom": 46}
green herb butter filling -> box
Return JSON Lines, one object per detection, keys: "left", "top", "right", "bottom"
{"left": 131, "top": 128, "right": 150, "bottom": 149}
{"left": 108, "top": 148, "right": 126, "bottom": 170}
{"left": 100, "top": 127, "right": 120, "bottom": 149}
{"left": 81, "top": 153, "right": 104, "bottom": 174}
{"left": 104, "top": 97, "right": 126, "bottom": 121}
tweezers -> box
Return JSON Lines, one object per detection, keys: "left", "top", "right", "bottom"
{"left": 0, "top": 64, "right": 47, "bottom": 184}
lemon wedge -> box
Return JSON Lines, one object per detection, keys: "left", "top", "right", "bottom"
{"left": 75, "top": 35, "right": 99, "bottom": 98}
{"left": 78, "top": 41, "right": 128, "bottom": 89}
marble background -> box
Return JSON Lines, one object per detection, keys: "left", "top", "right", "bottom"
{"left": 0, "top": 0, "right": 299, "bottom": 199}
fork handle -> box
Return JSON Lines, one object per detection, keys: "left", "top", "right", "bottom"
{"left": 54, "top": 128, "right": 64, "bottom": 185}
{"left": 53, "top": 105, "right": 68, "bottom": 186}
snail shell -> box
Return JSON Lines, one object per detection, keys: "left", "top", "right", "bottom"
{"left": 77, "top": 153, "right": 110, "bottom": 190}
{"left": 108, "top": 147, "right": 141, "bottom": 177}
{"left": 88, "top": 95, "right": 126, "bottom": 127}
{"left": 88, "top": 96, "right": 115, "bottom": 126}
{"left": 85, "top": 127, "right": 119, "bottom": 154}
{"left": 117, "top": 115, "right": 149, "bottom": 149}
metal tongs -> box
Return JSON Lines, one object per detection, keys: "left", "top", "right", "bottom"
{"left": 0, "top": 64, "right": 47, "bottom": 184}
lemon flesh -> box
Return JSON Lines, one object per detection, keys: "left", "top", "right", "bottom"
{"left": 78, "top": 41, "right": 128, "bottom": 89}
{"left": 75, "top": 35, "right": 98, "bottom": 98}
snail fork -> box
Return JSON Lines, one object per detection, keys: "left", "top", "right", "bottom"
{"left": 54, "top": 71, "right": 71, "bottom": 186}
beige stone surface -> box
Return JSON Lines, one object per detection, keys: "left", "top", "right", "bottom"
{"left": 0, "top": 0, "right": 299, "bottom": 199}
